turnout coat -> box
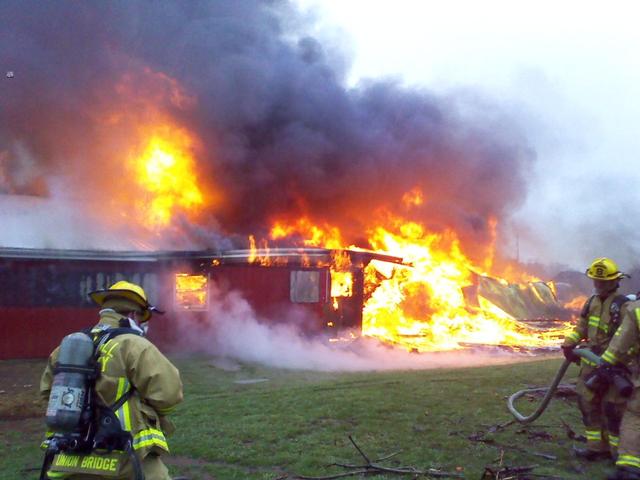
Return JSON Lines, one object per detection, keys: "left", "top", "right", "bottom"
{"left": 40, "top": 310, "right": 183, "bottom": 461}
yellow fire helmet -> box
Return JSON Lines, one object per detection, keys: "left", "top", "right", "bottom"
{"left": 585, "top": 257, "right": 629, "bottom": 281}
{"left": 89, "top": 281, "right": 163, "bottom": 322}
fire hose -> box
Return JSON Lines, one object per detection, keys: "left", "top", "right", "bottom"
{"left": 507, "top": 348, "right": 603, "bottom": 424}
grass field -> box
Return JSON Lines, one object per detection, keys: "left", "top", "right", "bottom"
{"left": 0, "top": 355, "right": 614, "bottom": 479}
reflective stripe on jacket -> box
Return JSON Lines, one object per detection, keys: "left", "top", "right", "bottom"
{"left": 602, "top": 302, "right": 640, "bottom": 372}
{"left": 40, "top": 310, "right": 183, "bottom": 458}
{"left": 563, "top": 293, "right": 628, "bottom": 365}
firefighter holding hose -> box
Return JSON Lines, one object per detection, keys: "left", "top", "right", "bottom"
{"left": 40, "top": 281, "right": 183, "bottom": 479}
{"left": 594, "top": 299, "right": 640, "bottom": 480}
{"left": 562, "top": 258, "right": 631, "bottom": 461}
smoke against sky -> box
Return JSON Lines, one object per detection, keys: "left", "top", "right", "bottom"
{"left": 297, "top": 0, "right": 640, "bottom": 270}
{"left": 2, "top": 1, "right": 635, "bottom": 269}
{"left": 1, "top": 0, "right": 615, "bottom": 371}
{"left": 1, "top": 0, "right": 536, "bottom": 264}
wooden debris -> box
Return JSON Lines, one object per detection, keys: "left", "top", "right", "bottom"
{"left": 465, "top": 424, "right": 557, "bottom": 461}
{"left": 481, "top": 464, "right": 538, "bottom": 479}
{"left": 481, "top": 463, "right": 566, "bottom": 479}
{"left": 292, "top": 435, "right": 463, "bottom": 479}
{"left": 515, "top": 429, "right": 554, "bottom": 441}
{"left": 560, "top": 419, "right": 586, "bottom": 442}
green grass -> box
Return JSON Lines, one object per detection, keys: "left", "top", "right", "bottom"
{"left": 0, "top": 356, "right": 614, "bottom": 479}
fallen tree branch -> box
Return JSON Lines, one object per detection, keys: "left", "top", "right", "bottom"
{"left": 348, "top": 435, "right": 371, "bottom": 464}
{"left": 468, "top": 434, "right": 557, "bottom": 462}
{"left": 294, "top": 470, "right": 370, "bottom": 480}
{"left": 292, "top": 435, "right": 463, "bottom": 479}
{"left": 374, "top": 450, "right": 402, "bottom": 462}
{"left": 481, "top": 464, "right": 538, "bottom": 479}
{"left": 560, "top": 418, "right": 585, "bottom": 442}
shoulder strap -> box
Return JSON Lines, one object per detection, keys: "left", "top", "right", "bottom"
{"left": 580, "top": 295, "right": 595, "bottom": 318}
{"left": 100, "top": 327, "right": 143, "bottom": 342}
{"left": 89, "top": 326, "right": 143, "bottom": 350}
{"left": 89, "top": 327, "right": 142, "bottom": 410}
{"left": 609, "top": 295, "right": 630, "bottom": 335}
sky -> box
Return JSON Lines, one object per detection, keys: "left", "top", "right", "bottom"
{"left": 297, "top": 0, "right": 640, "bottom": 270}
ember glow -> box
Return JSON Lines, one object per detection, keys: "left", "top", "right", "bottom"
{"left": 265, "top": 209, "right": 571, "bottom": 352}
{"left": 175, "top": 273, "right": 209, "bottom": 310}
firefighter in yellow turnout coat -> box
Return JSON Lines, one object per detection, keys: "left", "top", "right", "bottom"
{"left": 562, "top": 258, "right": 631, "bottom": 460}
{"left": 40, "top": 281, "right": 183, "bottom": 479}
{"left": 600, "top": 301, "right": 640, "bottom": 480}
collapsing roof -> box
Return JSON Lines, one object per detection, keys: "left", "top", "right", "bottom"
{"left": 0, "top": 246, "right": 404, "bottom": 267}
{"left": 465, "top": 272, "right": 569, "bottom": 322}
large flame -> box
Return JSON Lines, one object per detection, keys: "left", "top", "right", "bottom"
{"left": 106, "top": 81, "right": 569, "bottom": 351}
{"left": 130, "top": 124, "right": 204, "bottom": 228}
{"left": 92, "top": 69, "right": 208, "bottom": 235}
{"left": 264, "top": 206, "right": 571, "bottom": 352}
{"left": 362, "top": 221, "right": 566, "bottom": 351}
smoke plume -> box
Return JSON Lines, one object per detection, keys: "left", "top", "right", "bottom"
{"left": 1, "top": 0, "right": 533, "bottom": 259}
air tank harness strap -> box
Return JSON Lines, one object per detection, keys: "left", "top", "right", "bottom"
{"left": 90, "top": 327, "right": 140, "bottom": 452}
{"left": 53, "top": 363, "right": 98, "bottom": 378}
{"left": 88, "top": 326, "right": 143, "bottom": 348}
{"left": 111, "top": 387, "right": 134, "bottom": 412}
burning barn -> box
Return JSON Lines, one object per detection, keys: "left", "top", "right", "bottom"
{"left": 0, "top": 247, "right": 403, "bottom": 359}
{"left": 1, "top": 3, "right": 586, "bottom": 362}
{"left": 0, "top": 244, "right": 573, "bottom": 360}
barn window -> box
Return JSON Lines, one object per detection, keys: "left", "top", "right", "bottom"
{"left": 175, "top": 274, "right": 209, "bottom": 310}
{"left": 330, "top": 271, "right": 353, "bottom": 298}
{"left": 290, "top": 270, "right": 320, "bottom": 303}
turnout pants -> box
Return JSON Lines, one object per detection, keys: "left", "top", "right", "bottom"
{"left": 576, "top": 365, "right": 626, "bottom": 455}
{"left": 617, "top": 387, "right": 640, "bottom": 471}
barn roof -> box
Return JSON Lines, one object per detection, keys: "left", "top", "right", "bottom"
{"left": 0, "top": 247, "right": 404, "bottom": 266}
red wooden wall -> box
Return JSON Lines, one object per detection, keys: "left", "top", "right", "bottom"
{"left": 0, "top": 256, "right": 334, "bottom": 359}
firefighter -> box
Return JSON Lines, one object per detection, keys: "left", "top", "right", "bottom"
{"left": 562, "top": 258, "right": 630, "bottom": 461}
{"left": 598, "top": 300, "right": 640, "bottom": 479}
{"left": 40, "top": 281, "right": 184, "bottom": 479}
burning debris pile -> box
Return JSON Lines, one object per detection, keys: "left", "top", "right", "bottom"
{"left": 1, "top": 2, "right": 576, "bottom": 353}
{"left": 245, "top": 219, "right": 574, "bottom": 352}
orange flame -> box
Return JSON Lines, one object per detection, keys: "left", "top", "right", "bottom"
{"left": 402, "top": 188, "right": 424, "bottom": 208}
{"left": 271, "top": 218, "right": 345, "bottom": 249}
{"left": 564, "top": 294, "right": 588, "bottom": 311}
{"left": 175, "top": 273, "right": 209, "bottom": 309}
{"left": 363, "top": 221, "right": 568, "bottom": 351}
{"left": 131, "top": 124, "right": 204, "bottom": 228}
{"left": 265, "top": 210, "right": 572, "bottom": 352}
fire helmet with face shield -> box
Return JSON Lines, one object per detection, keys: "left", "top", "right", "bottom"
{"left": 89, "top": 280, "right": 163, "bottom": 322}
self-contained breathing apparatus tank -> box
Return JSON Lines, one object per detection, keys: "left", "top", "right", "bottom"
{"left": 45, "top": 332, "right": 96, "bottom": 434}
{"left": 40, "top": 328, "right": 146, "bottom": 480}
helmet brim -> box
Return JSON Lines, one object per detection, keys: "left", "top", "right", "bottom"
{"left": 585, "top": 271, "right": 630, "bottom": 281}
{"left": 89, "top": 289, "right": 153, "bottom": 321}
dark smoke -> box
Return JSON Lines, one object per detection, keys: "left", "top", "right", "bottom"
{"left": 1, "top": 0, "right": 534, "bottom": 257}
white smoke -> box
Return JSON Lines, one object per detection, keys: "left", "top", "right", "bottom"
{"left": 0, "top": 192, "right": 229, "bottom": 251}
{"left": 0, "top": 194, "right": 133, "bottom": 250}
{"left": 173, "top": 283, "right": 540, "bottom": 372}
